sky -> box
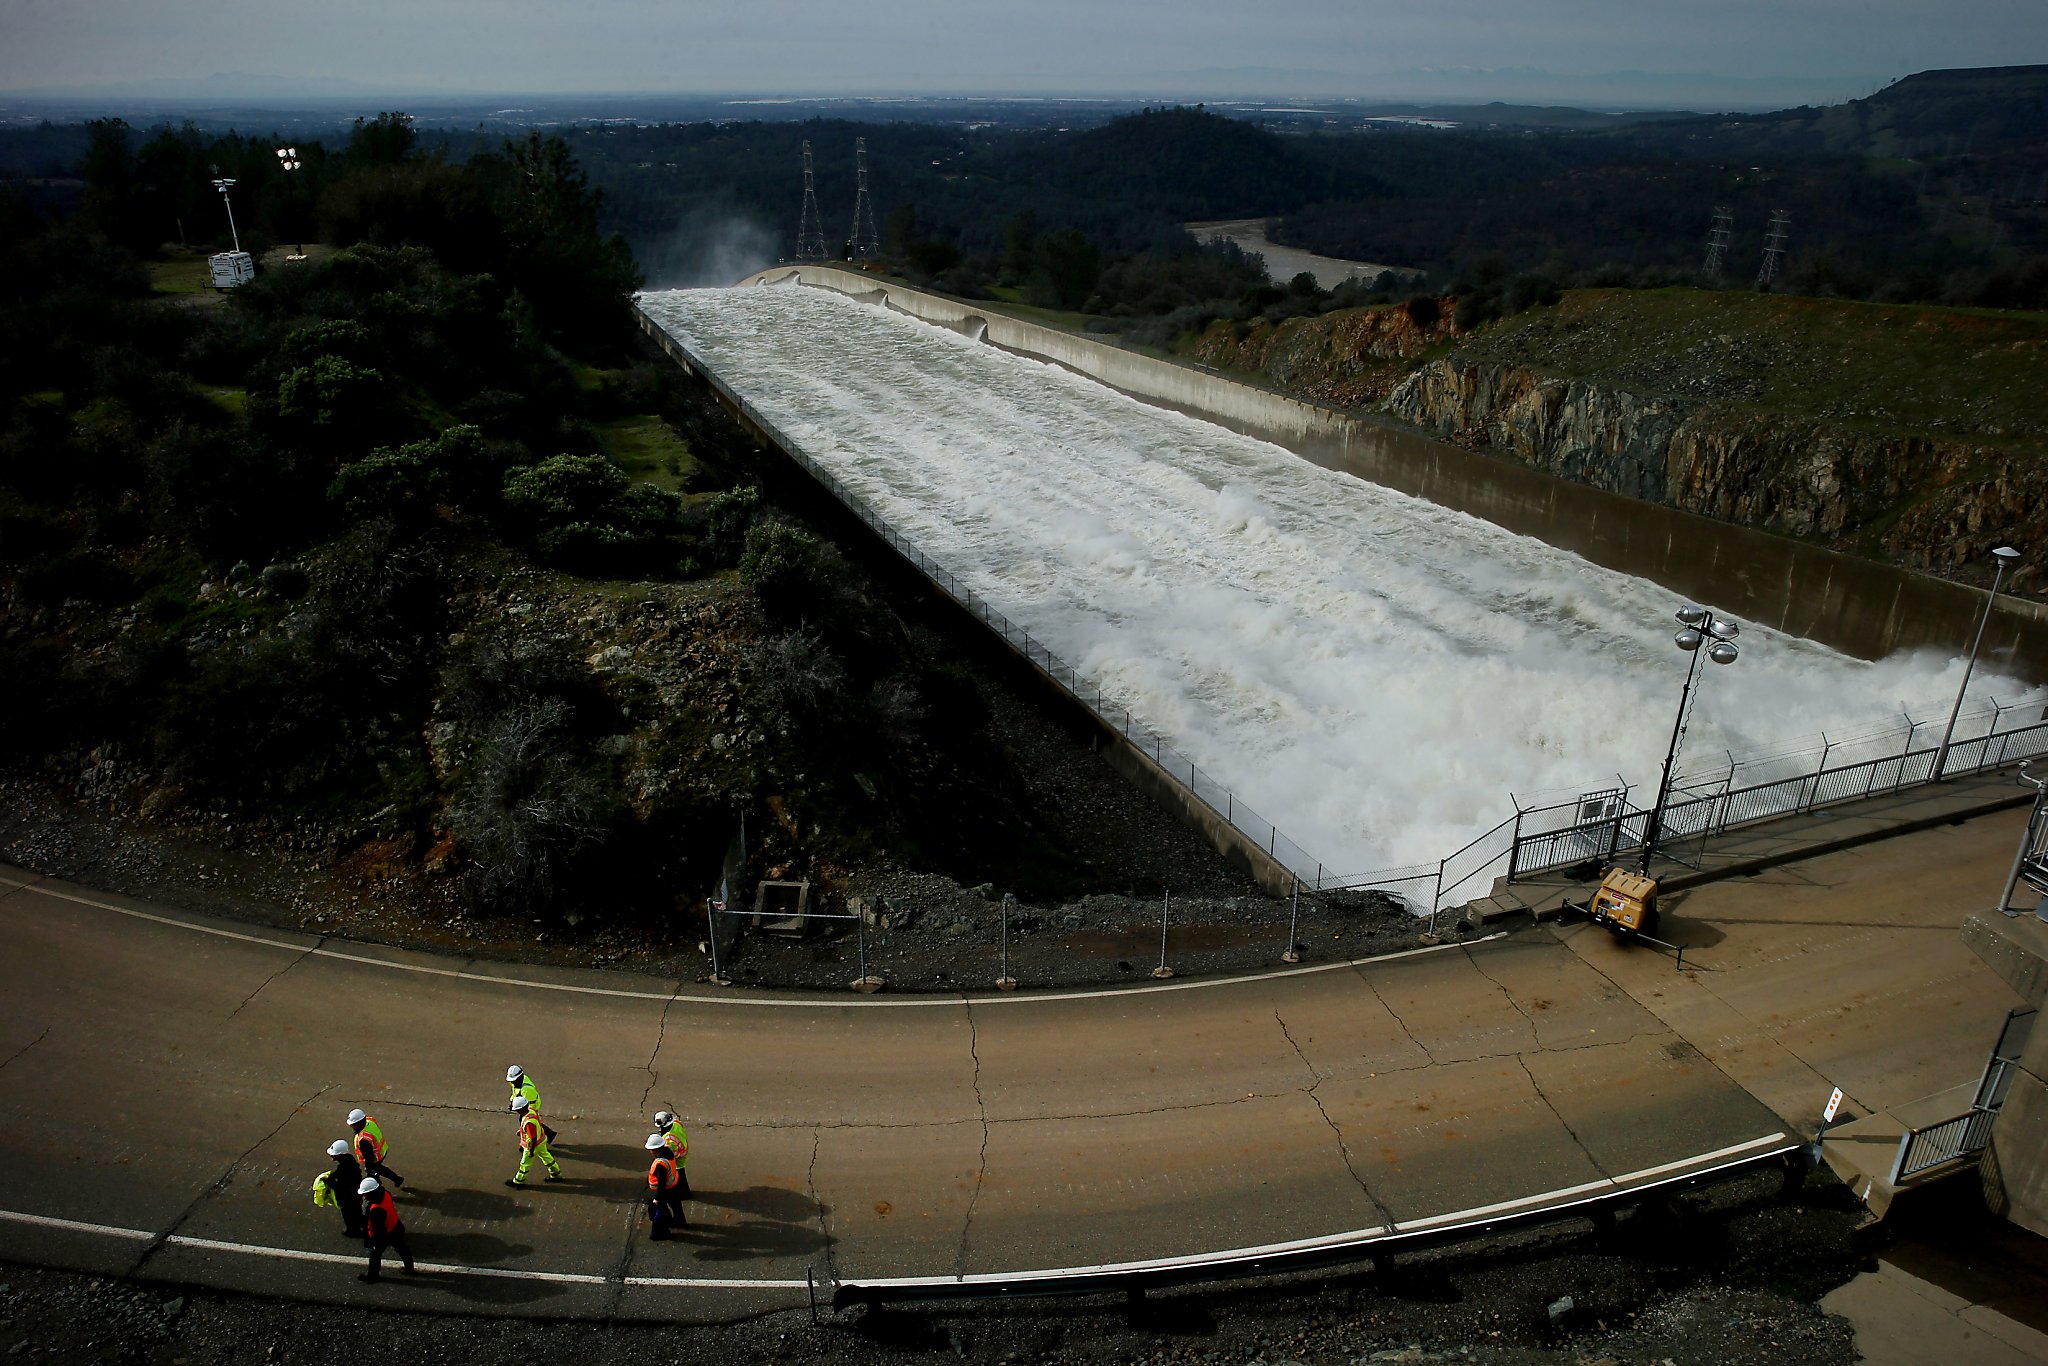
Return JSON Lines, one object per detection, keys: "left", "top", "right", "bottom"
{"left": 2, "top": 0, "right": 2045, "bottom": 110}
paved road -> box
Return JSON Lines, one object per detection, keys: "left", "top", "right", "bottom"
{"left": 0, "top": 814, "right": 2026, "bottom": 1321}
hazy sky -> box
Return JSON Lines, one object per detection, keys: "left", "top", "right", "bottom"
{"left": 4, "top": 0, "right": 2045, "bottom": 108}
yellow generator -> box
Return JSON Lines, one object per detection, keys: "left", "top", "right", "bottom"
{"left": 1589, "top": 867, "right": 1659, "bottom": 939}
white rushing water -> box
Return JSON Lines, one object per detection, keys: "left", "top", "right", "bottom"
{"left": 640, "top": 284, "right": 2029, "bottom": 879}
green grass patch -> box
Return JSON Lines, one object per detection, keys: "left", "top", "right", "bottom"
{"left": 599, "top": 414, "right": 697, "bottom": 492}
{"left": 973, "top": 294, "right": 1099, "bottom": 332}
{"left": 1454, "top": 287, "right": 2048, "bottom": 455}
{"left": 195, "top": 384, "right": 247, "bottom": 418}
{"left": 149, "top": 255, "right": 213, "bottom": 295}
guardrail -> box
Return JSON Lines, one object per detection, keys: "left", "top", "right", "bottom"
{"left": 829, "top": 1135, "right": 1803, "bottom": 1307}
{"left": 1889, "top": 1109, "right": 1998, "bottom": 1184}
{"left": 636, "top": 299, "right": 2048, "bottom": 921}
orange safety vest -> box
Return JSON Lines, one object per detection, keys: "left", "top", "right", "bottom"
{"left": 648, "top": 1153, "right": 678, "bottom": 1192}
{"left": 519, "top": 1113, "right": 545, "bottom": 1151}
{"left": 364, "top": 1186, "right": 401, "bottom": 1236}
{"left": 355, "top": 1117, "right": 388, "bottom": 1163}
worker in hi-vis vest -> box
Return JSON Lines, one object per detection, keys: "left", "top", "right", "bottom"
{"left": 652, "top": 1109, "right": 690, "bottom": 1198}
{"left": 357, "top": 1176, "right": 416, "bottom": 1282}
{"left": 505, "top": 1094, "right": 562, "bottom": 1186}
{"left": 644, "top": 1133, "right": 687, "bottom": 1238}
{"left": 324, "top": 1138, "right": 364, "bottom": 1237}
{"left": 505, "top": 1064, "right": 557, "bottom": 1143}
{"left": 347, "top": 1108, "right": 404, "bottom": 1187}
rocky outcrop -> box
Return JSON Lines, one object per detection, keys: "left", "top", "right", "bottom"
{"left": 1387, "top": 355, "right": 2048, "bottom": 583}
{"left": 1189, "top": 302, "right": 1455, "bottom": 408}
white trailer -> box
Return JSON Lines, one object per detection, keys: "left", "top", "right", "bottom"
{"left": 208, "top": 250, "right": 255, "bottom": 290}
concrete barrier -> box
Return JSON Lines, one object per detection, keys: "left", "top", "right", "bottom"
{"left": 744, "top": 266, "right": 2048, "bottom": 682}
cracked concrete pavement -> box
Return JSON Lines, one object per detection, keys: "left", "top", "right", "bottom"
{"left": 0, "top": 808, "right": 2030, "bottom": 1324}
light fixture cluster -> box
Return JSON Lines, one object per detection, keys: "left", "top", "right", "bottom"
{"left": 1673, "top": 604, "right": 1740, "bottom": 666}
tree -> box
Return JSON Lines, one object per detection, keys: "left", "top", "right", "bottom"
{"left": 347, "top": 112, "right": 417, "bottom": 168}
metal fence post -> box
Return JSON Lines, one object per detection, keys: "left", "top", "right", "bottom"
{"left": 852, "top": 910, "right": 882, "bottom": 992}
{"left": 997, "top": 893, "right": 1017, "bottom": 990}
{"left": 705, "top": 899, "right": 730, "bottom": 987}
{"left": 1506, "top": 802, "right": 1525, "bottom": 883}
{"left": 1282, "top": 879, "right": 1302, "bottom": 964}
{"left": 1895, "top": 717, "right": 1921, "bottom": 793}
{"left": 1153, "top": 892, "right": 1175, "bottom": 979}
{"left": 1804, "top": 734, "right": 1831, "bottom": 812}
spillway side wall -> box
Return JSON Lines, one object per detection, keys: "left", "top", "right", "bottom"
{"left": 746, "top": 266, "right": 2048, "bottom": 681}
{"left": 633, "top": 303, "right": 1309, "bottom": 900}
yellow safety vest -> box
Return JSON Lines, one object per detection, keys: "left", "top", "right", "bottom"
{"left": 312, "top": 1171, "right": 337, "bottom": 1208}
{"left": 664, "top": 1120, "right": 689, "bottom": 1164}
{"left": 510, "top": 1076, "right": 542, "bottom": 1115}
{"left": 357, "top": 1116, "right": 388, "bottom": 1162}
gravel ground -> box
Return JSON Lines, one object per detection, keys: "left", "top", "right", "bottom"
{"left": 0, "top": 1169, "right": 1871, "bottom": 1365}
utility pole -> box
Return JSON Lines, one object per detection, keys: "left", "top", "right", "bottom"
{"left": 1756, "top": 209, "right": 1791, "bottom": 288}
{"left": 795, "top": 140, "right": 826, "bottom": 262}
{"left": 1702, "top": 206, "right": 1734, "bottom": 279}
{"left": 850, "top": 137, "right": 880, "bottom": 261}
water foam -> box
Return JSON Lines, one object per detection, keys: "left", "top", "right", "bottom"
{"left": 640, "top": 285, "right": 2026, "bottom": 878}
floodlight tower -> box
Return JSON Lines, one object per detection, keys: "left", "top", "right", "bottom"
{"left": 211, "top": 173, "right": 243, "bottom": 254}
{"left": 1756, "top": 209, "right": 1791, "bottom": 287}
{"left": 850, "top": 137, "right": 880, "bottom": 261}
{"left": 1702, "top": 206, "right": 1734, "bottom": 278}
{"left": 796, "top": 140, "right": 826, "bottom": 262}
{"left": 275, "top": 146, "right": 303, "bottom": 259}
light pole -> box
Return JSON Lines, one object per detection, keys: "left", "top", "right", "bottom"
{"left": 1639, "top": 604, "right": 1741, "bottom": 874}
{"left": 275, "top": 146, "right": 303, "bottom": 259}
{"left": 210, "top": 173, "right": 242, "bottom": 254}
{"left": 1933, "top": 545, "right": 2021, "bottom": 781}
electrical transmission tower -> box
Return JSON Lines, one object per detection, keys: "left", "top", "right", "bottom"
{"left": 1702, "top": 206, "right": 1734, "bottom": 278}
{"left": 849, "top": 137, "right": 881, "bottom": 261}
{"left": 795, "top": 140, "right": 826, "bottom": 262}
{"left": 1756, "top": 209, "right": 1791, "bottom": 288}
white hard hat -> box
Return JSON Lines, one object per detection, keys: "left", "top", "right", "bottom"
{"left": 347, "top": 1108, "right": 366, "bottom": 1125}
{"left": 506, "top": 1064, "right": 523, "bottom": 1082}
{"left": 327, "top": 1140, "right": 349, "bottom": 1157}
{"left": 357, "top": 1176, "right": 382, "bottom": 1196}
{"left": 511, "top": 1094, "right": 530, "bottom": 1111}
{"left": 645, "top": 1133, "right": 667, "bottom": 1150}
{"left": 652, "top": 1111, "right": 673, "bottom": 1127}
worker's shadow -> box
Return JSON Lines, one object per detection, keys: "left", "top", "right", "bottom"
{"left": 409, "top": 1229, "right": 538, "bottom": 1269}
{"left": 548, "top": 1141, "right": 657, "bottom": 1173}
{"left": 677, "top": 1185, "right": 831, "bottom": 1262}
{"left": 402, "top": 1187, "right": 530, "bottom": 1224}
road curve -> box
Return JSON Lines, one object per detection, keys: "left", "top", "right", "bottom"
{"left": 0, "top": 864, "right": 1798, "bottom": 1320}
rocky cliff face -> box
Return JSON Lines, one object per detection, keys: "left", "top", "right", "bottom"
{"left": 1188, "top": 302, "right": 1455, "bottom": 408}
{"left": 1387, "top": 355, "right": 2048, "bottom": 583}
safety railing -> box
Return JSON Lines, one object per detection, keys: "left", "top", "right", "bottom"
{"left": 1889, "top": 1108, "right": 1999, "bottom": 1184}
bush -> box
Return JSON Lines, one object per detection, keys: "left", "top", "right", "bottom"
{"left": 328, "top": 446, "right": 447, "bottom": 526}
{"left": 447, "top": 696, "right": 618, "bottom": 921}
{"left": 738, "top": 520, "right": 830, "bottom": 621}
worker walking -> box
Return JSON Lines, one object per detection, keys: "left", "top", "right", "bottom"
{"left": 505, "top": 1094, "right": 562, "bottom": 1187}
{"left": 505, "top": 1064, "right": 558, "bottom": 1143}
{"left": 348, "top": 1108, "right": 405, "bottom": 1188}
{"left": 323, "top": 1138, "right": 364, "bottom": 1238}
{"left": 652, "top": 1109, "right": 691, "bottom": 1199}
{"left": 644, "top": 1133, "right": 688, "bottom": 1238}
{"left": 357, "top": 1176, "right": 417, "bottom": 1282}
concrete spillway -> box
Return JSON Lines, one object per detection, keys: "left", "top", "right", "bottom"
{"left": 640, "top": 283, "right": 2024, "bottom": 881}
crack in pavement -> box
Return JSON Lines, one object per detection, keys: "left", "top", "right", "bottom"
{"left": 131, "top": 1081, "right": 336, "bottom": 1275}
{"left": 1275, "top": 1011, "right": 1396, "bottom": 1232}
{"left": 0, "top": 1026, "right": 50, "bottom": 1074}
{"left": 953, "top": 998, "right": 991, "bottom": 1281}
{"left": 806, "top": 1129, "right": 834, "bottom": 1285}
{"left": 1464, "top": 950, "right": 1546, "bottom": 1050}
{"left": 1513, "top": 1054, "right": 1608, "bottom": 1178}
{"left": 637, "top": 985, "right": 683, "bottom": 1117}
{"left": 1350, "top": 964, "right": 1440, "bottom": 1067}
{"left": 225, "top": 936, "right": 327, "bottom": 1022}
{"left": 604, "top": 1197, "right": 643, "bottom": 1318}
